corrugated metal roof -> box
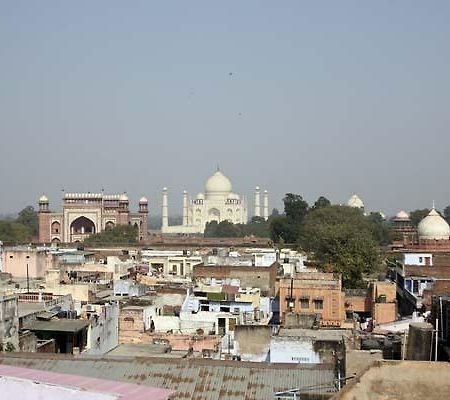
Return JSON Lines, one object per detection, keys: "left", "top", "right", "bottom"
{"left": 0, "top": 354, "right": 337, "bottom": 400}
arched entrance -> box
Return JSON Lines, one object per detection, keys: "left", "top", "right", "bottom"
{"left": 105, "top": 221, "right": 115, "bottom": 231}
{"left": 51, "top": 221, "right": 61, "bottom": 234}
{"left": 70, "top": 216, "right": 96, "bottom": 241}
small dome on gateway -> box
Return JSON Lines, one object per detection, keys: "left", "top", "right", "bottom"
{"left": 196, "top": 193, "right": 205, "bottom": 200}
{"left": 418, "top": 208, "right": 450, "bottom": 241}
{"left": 139, "top": 196, "right": 148, "bottom": 203}
{"left": 39, "top": 194, "right": 49, "bottom": 203}
{"left": 119, "top": 193, "right": 129, "bottom": 202}
{"left": 395, "top": 210, "right": 410, "bottom": 220}
{"left": 347, "top": 194, "right": 364, "bottom": 209}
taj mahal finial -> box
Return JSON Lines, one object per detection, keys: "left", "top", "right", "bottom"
{"left": 216, "top": 163, "right": 220, "bottom": 172}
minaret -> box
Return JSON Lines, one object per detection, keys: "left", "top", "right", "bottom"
{"left": 263, "top": 190, "right": 269, "bottom": 220}
{"left": 38, "top": 195, "right": 50, "bottom": 243}
{"left": 162, "top": 188, "right": 169, "bottom": 229}
{"left": 139, "top": 197, "right": 149, "bottom": 241}
{"left": 182, "top": 190, "right": 189, "bottom": 226}
{"left": 254, "top": 186, "right": 261, "bottom": 217}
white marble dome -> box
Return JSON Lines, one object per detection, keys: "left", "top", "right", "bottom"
{"left": 139, "top": 196, "right": 148, "bottom": 203}
{"left": 119, "top": 193, "right": 129, "bottom": 202}
{"left": 418, "top": 208, "right": 450, "bottom": 240}
{"left": 205, "top": 171, "right": 232, "bottom": 194}
{"left": 347, "top": 194, "right": 364, "bottom": 209}
{"left": 395, "top": 210, "right": 410, "bottom": 220}
{"left": 39, "top": 194, "right": 49, "bottom": 203}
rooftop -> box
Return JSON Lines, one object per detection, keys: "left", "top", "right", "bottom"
{"left": 0, "top": 353, "right": 337, "bottom": 400}
{"left": 333, "top": 360, "right": 450, "bottom": 400}
{"left": 0, "top": 364, "right": 173, "bottom": 400}
{"left": 27, "top": 319, "right": 90, "bottom": 333}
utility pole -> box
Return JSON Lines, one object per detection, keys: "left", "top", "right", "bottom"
{"left": 26, "top": 262, "right": 30, "bottom": 293}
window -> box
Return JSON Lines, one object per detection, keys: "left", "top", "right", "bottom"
{"left": 314, "top": 299, "right": 324, "bottom": 310}
{"left": 419, "top": 257, "right": 423, "bottom": 263}
{"left": 300, "top": 298, "right": 309, "bottom": 309}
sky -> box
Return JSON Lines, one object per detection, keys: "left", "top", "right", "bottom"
{"left": 0, "top": 1, "right": 449, "bottom": 217}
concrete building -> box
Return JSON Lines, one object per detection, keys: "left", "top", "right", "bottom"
{"left": 81, "top": 302, "right": 119, "bottom": 355}
{"left": 113, "top": 280, "right": 149, "bottom": 297}
{"left": 2, "top": 247, "right": 52, "bottom": 279}
{"left": 0, "top": 294, "right": 19, "bottom": 351}
{"left": 280, "top": 273, "right": 345, "bottom": 328}
{"left": 161, "top": 169, "right": 268, "bottom": 234}
{"left": 38, "top": 192, "right": 148, "bottom": 244}
{"left": 193, "top": 262, "right": 279, "bottom": 297}
{"left": 141, "top": 249, "right": 202, "bottom": 278}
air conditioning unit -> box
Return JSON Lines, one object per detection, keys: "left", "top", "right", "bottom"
{"left": 86, "top": 305, "right": 94, "bottom": 312}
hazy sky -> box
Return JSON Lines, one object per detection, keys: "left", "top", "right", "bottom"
{"left": 1, "top": 1, "right": 449, "bottom": 217}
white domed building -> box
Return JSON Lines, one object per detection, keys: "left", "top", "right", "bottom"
{"left": 418, "top": 208, "right": 450, "bottom": 242}
{"left": 347, "top": 194, "right": 365, "bottom": 210}
{"left": 161, "top": 169, "right": 269, "bottom": 234}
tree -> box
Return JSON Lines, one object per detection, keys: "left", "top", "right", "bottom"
{"left": 268, "top": 193, "right": 309, "bottom": 244}
{"left": 269, "top": 215, "right": 297, "bottom": 243}
{"left": 283, "top": 193, "right": 309, "bottom": 223}
{"left": 313, "top": 196, "right": 331, "bottom": 209}
{"left": 204, "top": 221, "right": 242, "bottom": 238}
{"left": 84, "top": 224, "right": 138, "bottom": 245}
{"left": 366, "top": 212, "right": 393, "bottom": 246}
{"left": 300, "top": 205, "right": 380, "bottom": 288}
{"left": 444, "top": 206, "right": 450, "bottom": 224}
{"left": 409, "top": 209, "right": 430, "bottom": 227}
{"left": 0, "top": 221, "right": 31, "bottom": 243}
{"left": 16, "top": 206, "right": 38, "bottom": 236}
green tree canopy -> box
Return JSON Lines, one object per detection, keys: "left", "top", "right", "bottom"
{"left": 366, "top": 212, "right": 393, "bottom": 246}
{"left": 300, "top": 205, "right": 380, "bottom": 288}
{"left": 283, "top": 193, "right": 309, "bottom": 223}
{"left": 16, "top": 206, "right": 38, "bottom": 236}
{"left": 204, "top": 219, "right": 270, "bottom": 238}
{"left": 313, "top": 196, "right": 331, "bottom": 209}
{"left": 269, "top": 193, "right": 309, "bottom": 244}
{"left": 0, "top": 221, "right": 31, "bottom": 243}
{"left": 84, "top": 224, "right": 138, "bottom": 245}
{"left": 409, "top": 208, "right": 430, "bottom": 227}
{"left": 269, "top": 215, "right": 296, "bottom": 243}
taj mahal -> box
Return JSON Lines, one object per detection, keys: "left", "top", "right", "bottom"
{"left": 161, "top": 169, "right": 269, "bottom": 234}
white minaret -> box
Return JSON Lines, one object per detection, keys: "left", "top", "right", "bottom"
{"left": 182, "top": 190, "right": 189, "bottom": 226}
{"left": 162, "top": 188, "right": 169, "bottom": 229}
{"left": 254, "top": 186, "right": 261, "bottom": 217}
{"left": 263, "top": 190, "right": 269, "bottom": 220}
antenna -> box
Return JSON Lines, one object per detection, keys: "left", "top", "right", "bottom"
{"left": 432, "top": 200, "right": 436, "bottom": 209}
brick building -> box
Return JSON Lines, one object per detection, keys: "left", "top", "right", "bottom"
{"left": 279, "top": 273, "right": 345, "bottom": 328}
{"left": 345, "top": 281, "right": 397, "bottom": 325}
{"left": 38, "top": 192, "right": 148, "bottom": 244}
